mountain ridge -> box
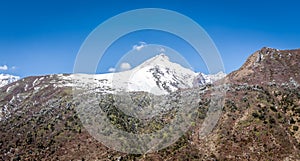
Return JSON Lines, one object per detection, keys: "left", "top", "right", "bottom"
{"left": 228, "top": 47, "right": 300, "bottom": 86}
{"left": 61, "top": 54, "right": 225, "bottom": 95}
{"left": 0, "top": 48, "right": 299, "bottom": 160}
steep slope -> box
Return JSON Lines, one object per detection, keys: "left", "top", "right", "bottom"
{"left": 0, "top": 74, "right": 69, "bottom": 121}
{"left": 0, "top": 54, "right": 224, "bottom": 121}
{"left": 228, "top": 47, "right": 300, "bottom": 86}
{"left": 0, "top": 48, "right": 299, "bottom": 160}
{"left": 62, "top": 54, "right": 224, "bottom": 95}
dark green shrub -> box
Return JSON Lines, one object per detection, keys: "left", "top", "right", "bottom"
{"left": 292, "top": 126, "right": 299, "bottom": 131}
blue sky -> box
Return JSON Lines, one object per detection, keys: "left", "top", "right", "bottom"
{"left": 0, "top": 0, "right": 300, "bottom": 77}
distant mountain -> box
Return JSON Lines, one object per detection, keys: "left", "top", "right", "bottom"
{"left": 0, "top": 54, "right": 225, "bottom": 121}
{"left": 0, "top": 48, "right": 299, "bottom": 160}
{"left": 193, "top": 71, "right": 226, "bottom": 87}
{"left": 0, "top": 74, "right": 20, "bottom": 87}
{"left": 61, "top": 53, "right": 225, "bottom": 95}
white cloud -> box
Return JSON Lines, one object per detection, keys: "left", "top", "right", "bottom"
{"left": 108, "top": 67, "right": 116, "bottom": 72}
{"left": 0, "top": 65, "right": 8, "bottom": 71}
{"left": 132, "top": 42, "right": 146, "bottom": 51}
{"left": 120, "top": 62, "right": 131, "bottom": 71}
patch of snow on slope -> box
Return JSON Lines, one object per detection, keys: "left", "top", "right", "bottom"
{"left": 0, "top": 74, "right": 20, "bottom": 88}
{"left": 205, "top": 71, "right": 226, "bottom": 83}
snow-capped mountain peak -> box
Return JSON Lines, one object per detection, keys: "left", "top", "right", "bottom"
{"left": 140, "top": 53, "right": 170, "bottom": 66}
{"left": 125, "top": 54, "right": 197, "bottom": 94}
{"left": 62, "top": 54, "right": 226, "bottom": 95}
{"left": 137, "top": 53, "right": 181, "bottom": 70}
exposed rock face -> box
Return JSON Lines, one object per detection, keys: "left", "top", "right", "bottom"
{"left": 193, "top": 72, "right": 227, "bottom": 87}
{"left": 0, "top": 48, "right": 299, "bottom": 160}
{"left": 228, "top": 47, "right": 300, "bottom": 86}
{"left": 193, "top": 73, "right": 207, "bottom": 87}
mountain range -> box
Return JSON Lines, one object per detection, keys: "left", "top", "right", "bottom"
{"left": 0, "top": 47, "right": 299, "bottom": 160}
{"left": 0, "top": 54, "right": 224, "bottom": 96}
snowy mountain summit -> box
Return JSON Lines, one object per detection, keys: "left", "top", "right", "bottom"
{"left": 0, "top": 74, "right": 20, "bottom": 87}
{"left": 65, "top": 54, "right": 226, "bottom": 95}
{"left": 124, "top": 54, "right": 198, "bottom": 94}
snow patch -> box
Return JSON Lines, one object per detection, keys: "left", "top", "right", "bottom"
{"left": 0, "top": 74, "right": 20, "bottom": 87}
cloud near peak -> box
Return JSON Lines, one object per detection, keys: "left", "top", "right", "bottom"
{"left": 132, "top": 42, "right": 147, "bottom": 51}
{"left": 0, "top": 65, "right": 8, "bottom": 71}
{"left": 108, "top": 67, "right": 116, "bottom": 72}
{"left": 108, "top": 62, "right": 131, "bottom": 73}
{"left": 120, "top": 62, "right": 131, "bottom": 71}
